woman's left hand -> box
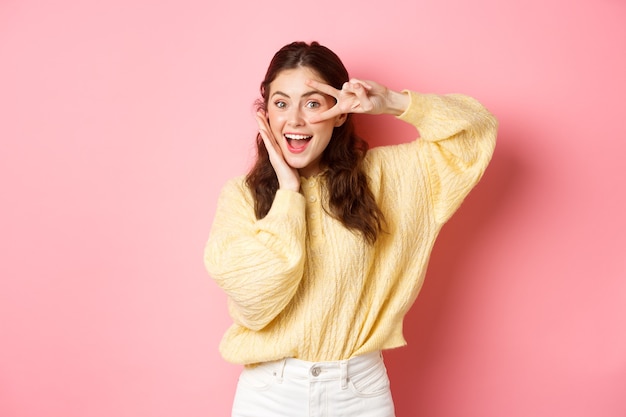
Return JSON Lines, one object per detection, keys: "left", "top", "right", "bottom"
{"left": 305, "top": 78, "right": 409, "bottom": 123}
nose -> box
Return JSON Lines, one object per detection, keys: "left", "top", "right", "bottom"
{"left": 287, "top": 106, "right": 305, "bottom": 127}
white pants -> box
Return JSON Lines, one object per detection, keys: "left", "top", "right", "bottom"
{"left": 232, "top": 351, "right": 396, "bottom": 417}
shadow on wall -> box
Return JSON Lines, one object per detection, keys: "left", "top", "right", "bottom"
{"left": 382, "top": 127, "right": 523, "bottom": 415}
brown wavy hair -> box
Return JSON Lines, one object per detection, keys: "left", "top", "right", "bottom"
{"left": 246, "top": 41, "right": 385, "bottom": 244}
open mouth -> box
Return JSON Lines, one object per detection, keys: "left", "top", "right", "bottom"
{"left": 285, "top": 133, "right": 312, "bottom": 152}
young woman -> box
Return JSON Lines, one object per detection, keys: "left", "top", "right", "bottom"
{"left": 205, "top": 41, "right": 497, "bottom": 417}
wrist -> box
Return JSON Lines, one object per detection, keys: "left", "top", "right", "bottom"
{"left": 385, "top": 90, "right": 410, "bottom": 116}
{"left": 279, "top": 178, "right": 300, "bottom": 192}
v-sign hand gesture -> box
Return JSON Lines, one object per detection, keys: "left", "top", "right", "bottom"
{"left": 305, "top": 78, "right": 409, "bottom": 123}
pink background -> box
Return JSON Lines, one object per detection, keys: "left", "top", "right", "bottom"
{"left": 1, "top": 0, "right": 625, "bottom": 416}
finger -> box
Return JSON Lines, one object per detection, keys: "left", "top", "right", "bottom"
{"left": 351, "top": 83, "right": 374, "bottom": 113}
{"left": 257, "top": 124, "right": 274, "bottom": 151}
{"left": 257, "top": 111, "right": 278, "bottom": 138}
{"left": 349, "top": 78, "right": 373, "bottom": 90}
{"left": 256, "top": 113, "right": 279, "bottom": 152}
{"left": 255, "top": 113, "right": 269, "bottom": 137}
{"left": 255, "top": 113, "right": 300, "bottom": 189}
{"left": 255, "top": 111, "right": 270, "bottom": 132}
{"left": 305, "top": 79, "right": 339, "bottom": 98}
{"left": 308, "top": 106, "right": 343, "bottom": 124}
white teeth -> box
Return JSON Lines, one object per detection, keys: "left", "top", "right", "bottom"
{"left": 285, "top": 134, "right": 312, "bottom": 140}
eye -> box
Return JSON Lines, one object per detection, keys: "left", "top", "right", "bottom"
{"left": 306, "top": 100, "right": 321, "bottom": 109}
{"left": 274, "top": 100, "right": 287, "bottom": 109}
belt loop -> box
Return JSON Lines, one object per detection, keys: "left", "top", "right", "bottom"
{"left": 340, "top": 360, "right": 348, "bottom": 390}
{"left": 274, "top": 359, "right": 286, "bottom": 384}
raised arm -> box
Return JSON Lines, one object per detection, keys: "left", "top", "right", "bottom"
{"left": 308, "top": 78, "right": 497, "bottom": 225}
{"left": 397, "top": 91, "right": 498, "bottom": 223}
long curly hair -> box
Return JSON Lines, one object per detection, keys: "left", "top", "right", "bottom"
{"left": 246, "top": 41, "right": 385, "bottom": 244}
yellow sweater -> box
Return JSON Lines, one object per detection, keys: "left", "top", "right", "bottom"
{"left": 205, "top": 91, "right": 497, "bottom": 365}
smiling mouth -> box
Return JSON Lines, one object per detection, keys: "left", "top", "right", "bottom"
{"left": 285, "top": 134, "right": 312, "bottom": 152}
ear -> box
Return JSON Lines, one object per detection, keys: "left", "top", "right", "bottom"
{"left": 334, "top": 113, "right": 348, "bottom": 127}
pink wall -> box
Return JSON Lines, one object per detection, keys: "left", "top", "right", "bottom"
{"left": 1, "top": 0, "right": 624, "bottom": 416}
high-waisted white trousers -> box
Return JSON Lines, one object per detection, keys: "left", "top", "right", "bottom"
{"left": 231, "top": 351, "right": 396, "bottom": 417}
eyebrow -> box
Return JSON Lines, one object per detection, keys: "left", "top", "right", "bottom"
{"left": 271, "top": 90, "right": 323, "bottom": 99}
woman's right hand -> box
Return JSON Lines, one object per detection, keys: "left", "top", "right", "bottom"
{"left": 255, "top": 111, "right": 301, "bottom": 191}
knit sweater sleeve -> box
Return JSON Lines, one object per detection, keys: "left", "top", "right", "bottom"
{"left": 395, "top": 91, "right": 498, "bottom": 224}
{"left": 204, "top": 178, "right": 307, "bottom": 331}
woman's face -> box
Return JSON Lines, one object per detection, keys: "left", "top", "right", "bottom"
{"left": 266, "top": 66, "right": 346, "bottom": 178}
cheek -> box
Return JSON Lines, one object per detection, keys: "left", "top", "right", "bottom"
{"left": 267, "top": 112, "right": 285, "bottom": 130}
{"left": 316, "top": 122, "right": 336, "bottom": 138}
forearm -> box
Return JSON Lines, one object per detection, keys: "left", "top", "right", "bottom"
{"left": 384, "top": 89, "right": 411, "bottom": 116}
{"left": 396, "top": 91, "right": 498, "bottom": 223}
{"left": 397, "top": 91, "right": 497, "bottom": 143}
{"left": 205, "top": 183, "right": 307, "bottom": 330}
